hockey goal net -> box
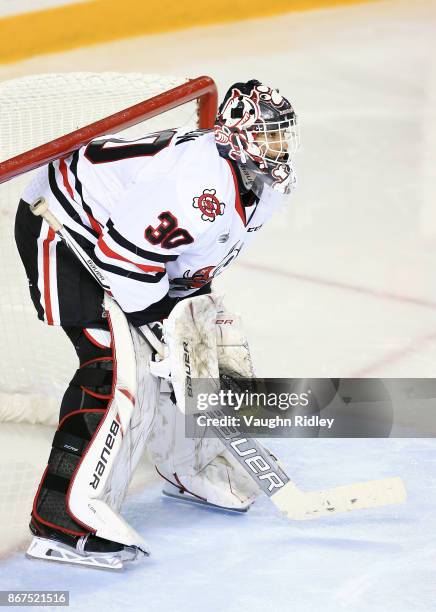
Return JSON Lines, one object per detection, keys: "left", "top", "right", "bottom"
{"left": 0, "top": 73, "right": 217, "bottom": 555}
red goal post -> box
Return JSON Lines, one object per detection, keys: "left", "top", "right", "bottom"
{"left": 0, "top": 75, "right": 218, "bottom": 184}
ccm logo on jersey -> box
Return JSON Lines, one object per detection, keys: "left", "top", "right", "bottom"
{"left": 247, "top": 224, "right": 263, "bottom": 232}
{"left": 216, "top": 319, "right": 234, "bottom": 324}
{"left": 192, "top": 189, "right": 226, "bottom": 222}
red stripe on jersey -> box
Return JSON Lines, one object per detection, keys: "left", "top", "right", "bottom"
{"left": 43, "top": 227, "right": 56, "bottom": 325}
{"left": 83, "top": 208, "right": 102, "bottom": 235}
{"left": 59, "top": 157, "right": 102, "bottom": 235}
{"left": 59, "top": 157, "right": 74, "bottom": 198}
{"left": 86, "top": 213, "right": 102, "bottom": 236}
{"left": 97, "top": 237, "right": 165, "bottom": 274}
{"left": 225, "top": 159, "right": 246, "bottom": 225}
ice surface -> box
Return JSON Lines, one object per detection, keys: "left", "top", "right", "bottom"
{"left": 0, "top": 438, "right": 432, "bottom": 612}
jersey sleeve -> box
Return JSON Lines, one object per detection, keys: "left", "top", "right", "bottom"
{"left": 92, "top": 177, "right": 201, "bottom": 322}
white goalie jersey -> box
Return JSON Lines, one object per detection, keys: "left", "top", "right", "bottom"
{"left": 22, "top": 128, "right": 293, "bottom": 324}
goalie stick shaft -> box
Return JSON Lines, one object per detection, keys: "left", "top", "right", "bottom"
{"left": 29, "top": 197, "right": 407, "bottom": 520}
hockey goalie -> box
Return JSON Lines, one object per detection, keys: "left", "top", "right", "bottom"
{"left": 14, "top": 79, "right": 299, "bottom": 569}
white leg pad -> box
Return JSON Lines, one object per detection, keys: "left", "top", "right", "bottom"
{"left": 147, "top": 294, "right": 260, "bottom": 511}
{"left": 67, "top": 295, "right": 160, "bottom": 548}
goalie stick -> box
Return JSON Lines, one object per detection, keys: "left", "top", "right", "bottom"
{"left": 29, "top": 196, "right": 407, "bottom": 520}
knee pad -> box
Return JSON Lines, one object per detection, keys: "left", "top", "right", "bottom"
{"left": 60, "top": 327, "right": 114, "bottom": 418}
{"left": 70, "top": 357, "right": 114, "bottom": 401}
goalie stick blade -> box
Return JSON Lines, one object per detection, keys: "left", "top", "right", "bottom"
{"left": 162, "top": 483, "right": 251, "bottom": 513}
{"left": 26, "top": 536, "right": 148, "bottom": 571}
{"left": 271, "top": 477, "right": 407, "bottom": 520}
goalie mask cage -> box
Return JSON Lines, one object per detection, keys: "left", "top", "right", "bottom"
{"left": 0, "top": 73, "right": 218, "bottom": 555}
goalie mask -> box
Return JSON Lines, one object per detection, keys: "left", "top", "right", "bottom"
{"left": 214, "top": 80, "right": 300, "bottom": 195}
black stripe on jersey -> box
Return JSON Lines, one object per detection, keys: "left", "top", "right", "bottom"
{"left": 70, "top": 151, "right": 103, "bottom": 228}
{"left": 67, "top": 225, "right": 97, "bottom": 252}
{"left": 106, "top": 219, "right": 178, "bottom": 263}
{"left": 67, "top": 216, "right": 166, "bottom": 284}
{"left": 93, "top": 254, "right": 167, "bottom": 283}
{"left": 48, "top": 163, "right": 99, "bottom": 240}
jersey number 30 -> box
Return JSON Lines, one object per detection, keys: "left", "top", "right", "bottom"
{"left": 145, "top": 211, "right": 193, "bottom": 249}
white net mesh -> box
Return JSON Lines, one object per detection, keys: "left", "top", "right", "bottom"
{"left": 0, "top": 72, "right": 198, "bottom": 425}
{"left": 0, "top": 72, "right": 200, "bottom": 554}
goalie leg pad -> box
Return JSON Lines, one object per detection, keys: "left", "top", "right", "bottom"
{"left": 66, "top": 296, "right": 159, "bottom": 547}
{"left": 147, "top": 295, "right": 260, "bottom": 511}
{"left": 32, "top": 297, "right": 159, "bottom": 549}
{"left": 32, "top": 326, "right": 113, "bottom": 536}
{"left": 148, "top": 391, "right": 259, "bottom": 511}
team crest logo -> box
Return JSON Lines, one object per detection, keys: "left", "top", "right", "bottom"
{"left": 192, "top": 189, "right": 225, "bottom": 222}
{"left": 171, "top": 242, "right": 242, "bottom": 290}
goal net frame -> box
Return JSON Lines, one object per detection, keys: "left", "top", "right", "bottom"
{"left": 0, "top": 75, "right": 217, "bottom": 183}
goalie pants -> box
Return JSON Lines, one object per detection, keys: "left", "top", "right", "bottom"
{"left": 15, "top": 199, "right": 106, "bottom": 327}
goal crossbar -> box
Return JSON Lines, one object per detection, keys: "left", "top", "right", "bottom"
{"left": 0, "top": 75, "right": 218, "bottom": 184}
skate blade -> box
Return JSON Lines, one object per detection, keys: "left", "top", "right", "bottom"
{"left": 26, "top": 536, "right": 147, "bottom": 571}
{"left": 162, "top": 487, "right": 250, "bottom": 513}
